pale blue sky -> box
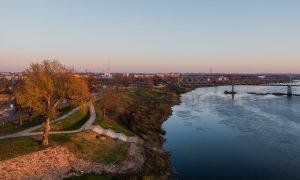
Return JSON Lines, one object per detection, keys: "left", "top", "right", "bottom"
{"left": 1, "top": 0, "right": 300, "bottom": 73}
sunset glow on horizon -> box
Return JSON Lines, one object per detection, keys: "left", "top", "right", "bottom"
{"left": 1, "top": 0, "right": 300, "bottom": 73}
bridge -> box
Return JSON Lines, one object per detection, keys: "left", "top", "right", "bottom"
{"left": 185, "top": 83, "right": 299, "bottom": 106}
{"left": 260, "top": 83, "right": 300, "bottom": 87}
{"left": 257, "top": 82, "right": 300, "bottom": 97}
{"left": 186, "top": 82, "right": 300, "bottom": 104}
{"left": 233, "top": 83, "right": 300, "bottom": 97}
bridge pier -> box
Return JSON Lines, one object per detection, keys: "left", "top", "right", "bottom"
{"left": 231, "top": 85, "right": 235, "bottom": 99}
{"left": 287, "top": 85, "right": 292, "bottom": 97}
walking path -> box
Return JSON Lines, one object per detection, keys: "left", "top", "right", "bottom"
{"left": 0, "top": 101, "right": 142, "bottom": 144}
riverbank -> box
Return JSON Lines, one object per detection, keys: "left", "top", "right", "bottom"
{"left": 65, "top": 86, "right": 196, "bottom": 178}
{"left": 0, "top": 131, "right": 145, "bottom": 179}
{"left": 0, "top": 86, "right": 196, "bottom": 179}
{"left": 106, "top": 86, "right": 199, "bottom": 177}
{"left": 0, "top": 102, "right": 145, "bottom": 179}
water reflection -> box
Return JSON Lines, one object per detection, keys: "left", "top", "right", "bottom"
{"left": 163, "top": 85, "right": 300, "bottom": 180}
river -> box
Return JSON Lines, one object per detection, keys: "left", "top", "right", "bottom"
{"left": 163, "top": 85, "right": 300, "bottom": 180}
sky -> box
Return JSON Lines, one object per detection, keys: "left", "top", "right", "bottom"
{"left": 0, "top": 0, "right": 300, "bottom": 73}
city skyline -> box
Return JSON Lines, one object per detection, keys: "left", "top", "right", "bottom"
{"left": 1, "top": 0, "right": 300, "bottom": 73}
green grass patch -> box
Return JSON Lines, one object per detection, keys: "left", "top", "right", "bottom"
{"left": 94, "top": 102, "right": 134, "bottom": 136}
{"left": 0, "top": 105, "right": 75, "bottom": 136}
{"left": 64, "top": 173, "right": 119, "bottom": 180}
{"left": 58, "top": 105, "right": 74, "bottom": 116}
{"left": 51, "top": 131, "right": 129, "bottom": 164}
{"left": 0, "top": 131, "right": 129, "bottom": 164}
{"left": 0, "top": 136, "right": 43, "bottom": 161}
{"left": 125, "top": 87, "right": 176, "bottom": 100}
{"left": 51, "top": 106, "right": 89, "bottom": 131}
{"left": 0, "top": 114, "right": 45, "bottom": 136}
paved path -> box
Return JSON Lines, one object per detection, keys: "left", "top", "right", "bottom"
{"left": 2, "top": 103, "right": 96, "bottom": 138}
{"left": 0, "top": 99, "right": 142, "bottom": 144}
{"left": 0, "top": 105, "right": 81, "bottom": 140}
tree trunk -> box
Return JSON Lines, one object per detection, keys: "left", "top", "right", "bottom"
{"left": 28, "top": 113, "right": 32, "bottom": 123}
{"left": 42, "top": 118, "right": 51, "bottom": 146}
{"left": 19, "top": 111, "right": 23, "bottom": 126}
{"left": 28, "top": 108, "right": 33, "bottom": 123}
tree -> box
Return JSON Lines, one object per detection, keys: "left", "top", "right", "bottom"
{"left": 13, "top": 81, "right": 27, "bottom": 126}
{"left": 17, "top": 60, "right": 90, "bottom": 146}
{"left": 14, "top": 95, "right": 26, "bottom": 126}
{"left": 14, "top": 80, "right": 38, "bottom": 124}
{"left": 26, "top": 106, "right": 34, "bottom": 123}
{"left": 97, "top": 88, "right": 121, "bottom": 118}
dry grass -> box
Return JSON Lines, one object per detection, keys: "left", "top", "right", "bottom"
{"left": 0, "top": 136, "right": 44, "bottom": 161}
{"left": 0, "top": 131, "right": 129, "bottom": 164}
{"left": 51, "top": 131, "right": 129, "bottom": 164}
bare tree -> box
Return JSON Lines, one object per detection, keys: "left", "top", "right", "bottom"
{"left": 14, "top": 99, "right": 25, "bottom": 126}
{"left": 97, "top": 88, "right": 121, "bottom": 118}
{"left": 26, "top": 107, "right": 34, "bottom": 123}
{"left": 13, "top": 82, "right": 27, "bottom": 126}
{"left": 16, "top": 60, "right": 90, "bottom": 146}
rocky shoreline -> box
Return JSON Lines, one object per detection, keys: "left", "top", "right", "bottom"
{"left": 0, "top": 141, "right": 145, "bottom": 179}
{"left": 119, "top": 86, "right": 195, "bottom": 178}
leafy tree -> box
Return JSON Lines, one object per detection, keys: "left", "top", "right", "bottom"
{"left": 17, "top": 60, "right": 90, "bottom": 146}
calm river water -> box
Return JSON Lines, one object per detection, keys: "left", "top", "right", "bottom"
{"left": 163, "top": 85, "right": 300, "bottom": 180}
